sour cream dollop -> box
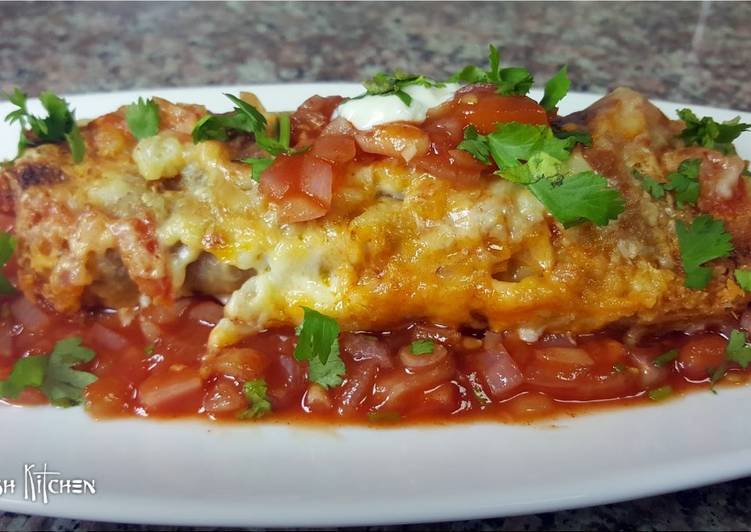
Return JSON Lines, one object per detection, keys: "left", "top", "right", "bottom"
{"left": 332, "top": 83, "right": 462, "bottom": 131}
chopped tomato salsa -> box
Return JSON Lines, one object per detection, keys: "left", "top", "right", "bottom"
{"left": 1, "top": 291, "right": 748, "bottom": 424}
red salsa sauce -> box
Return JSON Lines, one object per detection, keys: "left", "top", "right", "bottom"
{"left": 1, "top": 291, "right": 748, "bottom": 424}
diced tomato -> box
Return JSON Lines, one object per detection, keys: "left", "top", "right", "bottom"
{"left": 259, "top": 153, "right": 335, "bottom": 223}
{"left": 311, "top": 135, "right": 357, "bottom": 164}
{"left": 450, "top": 89, "right": 548, "bottom": 134}
{"left": 677, "top": 334, "right": 728, "bottom": 382}
{"left": 290, "top": 95, "right": 344, "bottom": 147}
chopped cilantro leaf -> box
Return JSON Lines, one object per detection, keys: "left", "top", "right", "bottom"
{"left": 501, "top": 151, "right": 564, "bottom": 184}
{"left": 3, "top": 88, "right": 85, "bottom": 163}
{"left": 242, "top": 157, "right": 274, "bottom": 183}
{"left": 648, "top": 386, "right": 672, "bottom": 401}
{"left": 484, "top": 122, "right": 575, "bottom": 169}
{"left": 459, "top": 122, "right": 624, "bottom": 227}
{"left": 238, "top": 379, "right": 272, "bottom": 419}
{"left": 710, "top": 363, "right": 728, "bottom": 392}
{"left": 410, "top": 339, "right": 435, "bottom": 355}
{"left": 449, "top": 45, "right": 534, "bottom": 96}
{"left": 308, "top": 352, "right": 346, "bottom": 389}
{"left": 193, "top": 96, "right": 299, "bottom": 181}
{"left": 664, "top": 159, "right": 701, "bottom": 208}
{"left": 734, "top": 269, "right": 751, "bottom": 291}
{"left": 294, "top": 307, "right": 345, "bottom": 389}
{"left": 64, "top": 123, "right": 85, "bottom": 164}
{"left": 360, "top": 70, "right": 443, "bottom": 106}
{"left": 726, "top": 329, "right": 751, "bottom": 369}
{"left": 0, "top": 232, "right": 16, "bottom": 295}
{"left": 125, "top": 97, "right": 160, "bottom": 140}
{"left": 192, "top": 93, "right": 268, "bottom": 144}
{"left": 676, "top": 215, "right": 734, "bottom": 289}
{"left": 540, "top": 66, "right": 570, "bottom": 112}
{"left": 553, "top": 128, "right": 592, "bottom": 147}
{"left": 41, "top": 337, "right": 97, "bottom": 407}
{"left": 633, "top": 168, "right": 666, "bottom": 200}
{"left": 677, "top": 108, "right": 750, "bottom": 154}
{"left": 612, "top": 362, "right": 626, "bottom": 373}
{"left": 0, "top": 337, "right": 97, "bottom": 406}
{"left": 0, "top": 355, "right": 47, "bottom": 399}
{"left": 652, "top": 349, "right": 678, "bottom": 367}
{"left": 457, "top": 125, "right": 491, "bottom": 164}
{"left": 528, "top": 171, "right": 625, "bottom": 228}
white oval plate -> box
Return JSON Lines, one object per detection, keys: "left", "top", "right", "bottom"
{"left": 0, "top": 85, "right": 750, "bottom": 527}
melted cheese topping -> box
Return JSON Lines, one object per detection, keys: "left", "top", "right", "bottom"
{"left": 7, "top": 90, "right": 750, "bottom": 355}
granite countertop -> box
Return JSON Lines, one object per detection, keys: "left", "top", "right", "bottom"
{"left": 1, "top": 1, "right": 751, "bottom": 530}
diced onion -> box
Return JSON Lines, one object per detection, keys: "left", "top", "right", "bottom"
{"left": 399, "top": 343, "right": 448, "bottom": 369}
{"left": 138, "top": 368, "right": 203, "bottom": 411}
{"left": 203, "top": 379, "right": 246, "bottom": 414}
{"left": 10, "top": 298, "right": 50, "bottom": 332}
{"left": 89, "top": 323, "right": 129, "bottom": 352}
{"left": 188, "top": 300, "right": 224, "bottom": 327}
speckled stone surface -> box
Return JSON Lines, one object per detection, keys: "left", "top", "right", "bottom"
{"left": 1, "top": 1, "right": 751, "bottom": 530}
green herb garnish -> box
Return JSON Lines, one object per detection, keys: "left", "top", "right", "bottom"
{"left": 294, "top": 307, "right": 345, "bottom": 389}
{"left": 652, "top": 349, "right": 678, "bottom": 368}
{"left": 633, "top": 168, "right": 666, "bottom": 200}
{"left": 125, "top": 97, "right": 160, "bottom": 140}
{"left": 459, "top": 122, "right": 624, "bottom": 227}
{"left": 237, "top": 379, "right": 272, "bottom": 419}
{"left": 4, "top": 88, "right": 85, "bottom": 163}
{"left": 540, "top": 66, "right": 571, "bottom": 112}
{"left": 734, "top": 269, "right": 751, "bottom": 291}
{"left": 359, "top": 70, "right": 444, "bottom": 106}
{"left": 726, "top": 329, "right": 751, "bottom": 369}
{"left": 409, "top": 339, "right": 435, "bottom": 355}
{"left": 449, "top": 45, "right": 534, "bottom": 96}
{"left": 648, "top": 386, "right": 673, "bottom": 401}
{"left": 677, "top": 108, "right": 750, "bottom": 154}
{"left": 0, "top": 232, "right": 16, "bottom": 295}
{"left": 0, "top": 337, "right": 97, "bottom": 407}
{"left": 664, "top": 159, "right": 701, "bottom": 208}
{"left": 676, "top": 215, "right": 733, "bottom": 289}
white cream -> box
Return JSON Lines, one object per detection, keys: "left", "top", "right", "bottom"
{"left": 333, "top": 83, "right": 462, "bottom": 131}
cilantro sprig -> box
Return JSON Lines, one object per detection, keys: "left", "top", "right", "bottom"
{"left": 359, "top": 70, "right": 444, "bottom": 106}
{"left": 3, "top": 88, "right": 85, "bottom": 163}
{"left": 237, "top": 379, "right": 272, "bottom": 419}
{"left": 458, "top": 122, "right": 625, "bottom": 227}
{"left": 725, "top": 330, "right": 751, "bottom": 369}
{"left": 711, "top": 330, "right": 751, "bottom": 387}
{"left": 125, "top": 97, "right": 160, "bottom": 140}
{"left": 676, "top": 215, "right": 733, "bottom": 289}
{"left": 0, "top": 337, "right": 97, "bottom": 407}
{"left": 633, "top": 159, "right": 701, "bottom": 207}
{"left": 192, "top": 93, "right": 268, "bottom": 144}
{"left": 449, "top": 45, "right": 534, "bottom": 96}
{"left": 449, "top": 45, "right": 572, "bottom": 111}
{"left": 294, "top": 307, "right": 345, "bottom": 389}
{"left": 677, "top": 108, "right": 750, "bottom": 154}
{"left": 0, "top": 232, "right": 16, "bottom": 295}
{"left": 193, "top": 94, "right": 301, "bottom": 182}
{"left": 664, "top": 159, "right": 701, "bottom": 208}
{"left": 734, "top": 269, "right": 751, "bottom": 291}
{"left": 540, "top": 66, "right": 571, "bottom": 112}
{"left": 410, "top": 339, "right": 435, "bottom": 355}
{"left": 633, "top": 168, "right": 666, "bottom": 200}
{"left": 242, "top": 113, "right": 296, "bottom": 182}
